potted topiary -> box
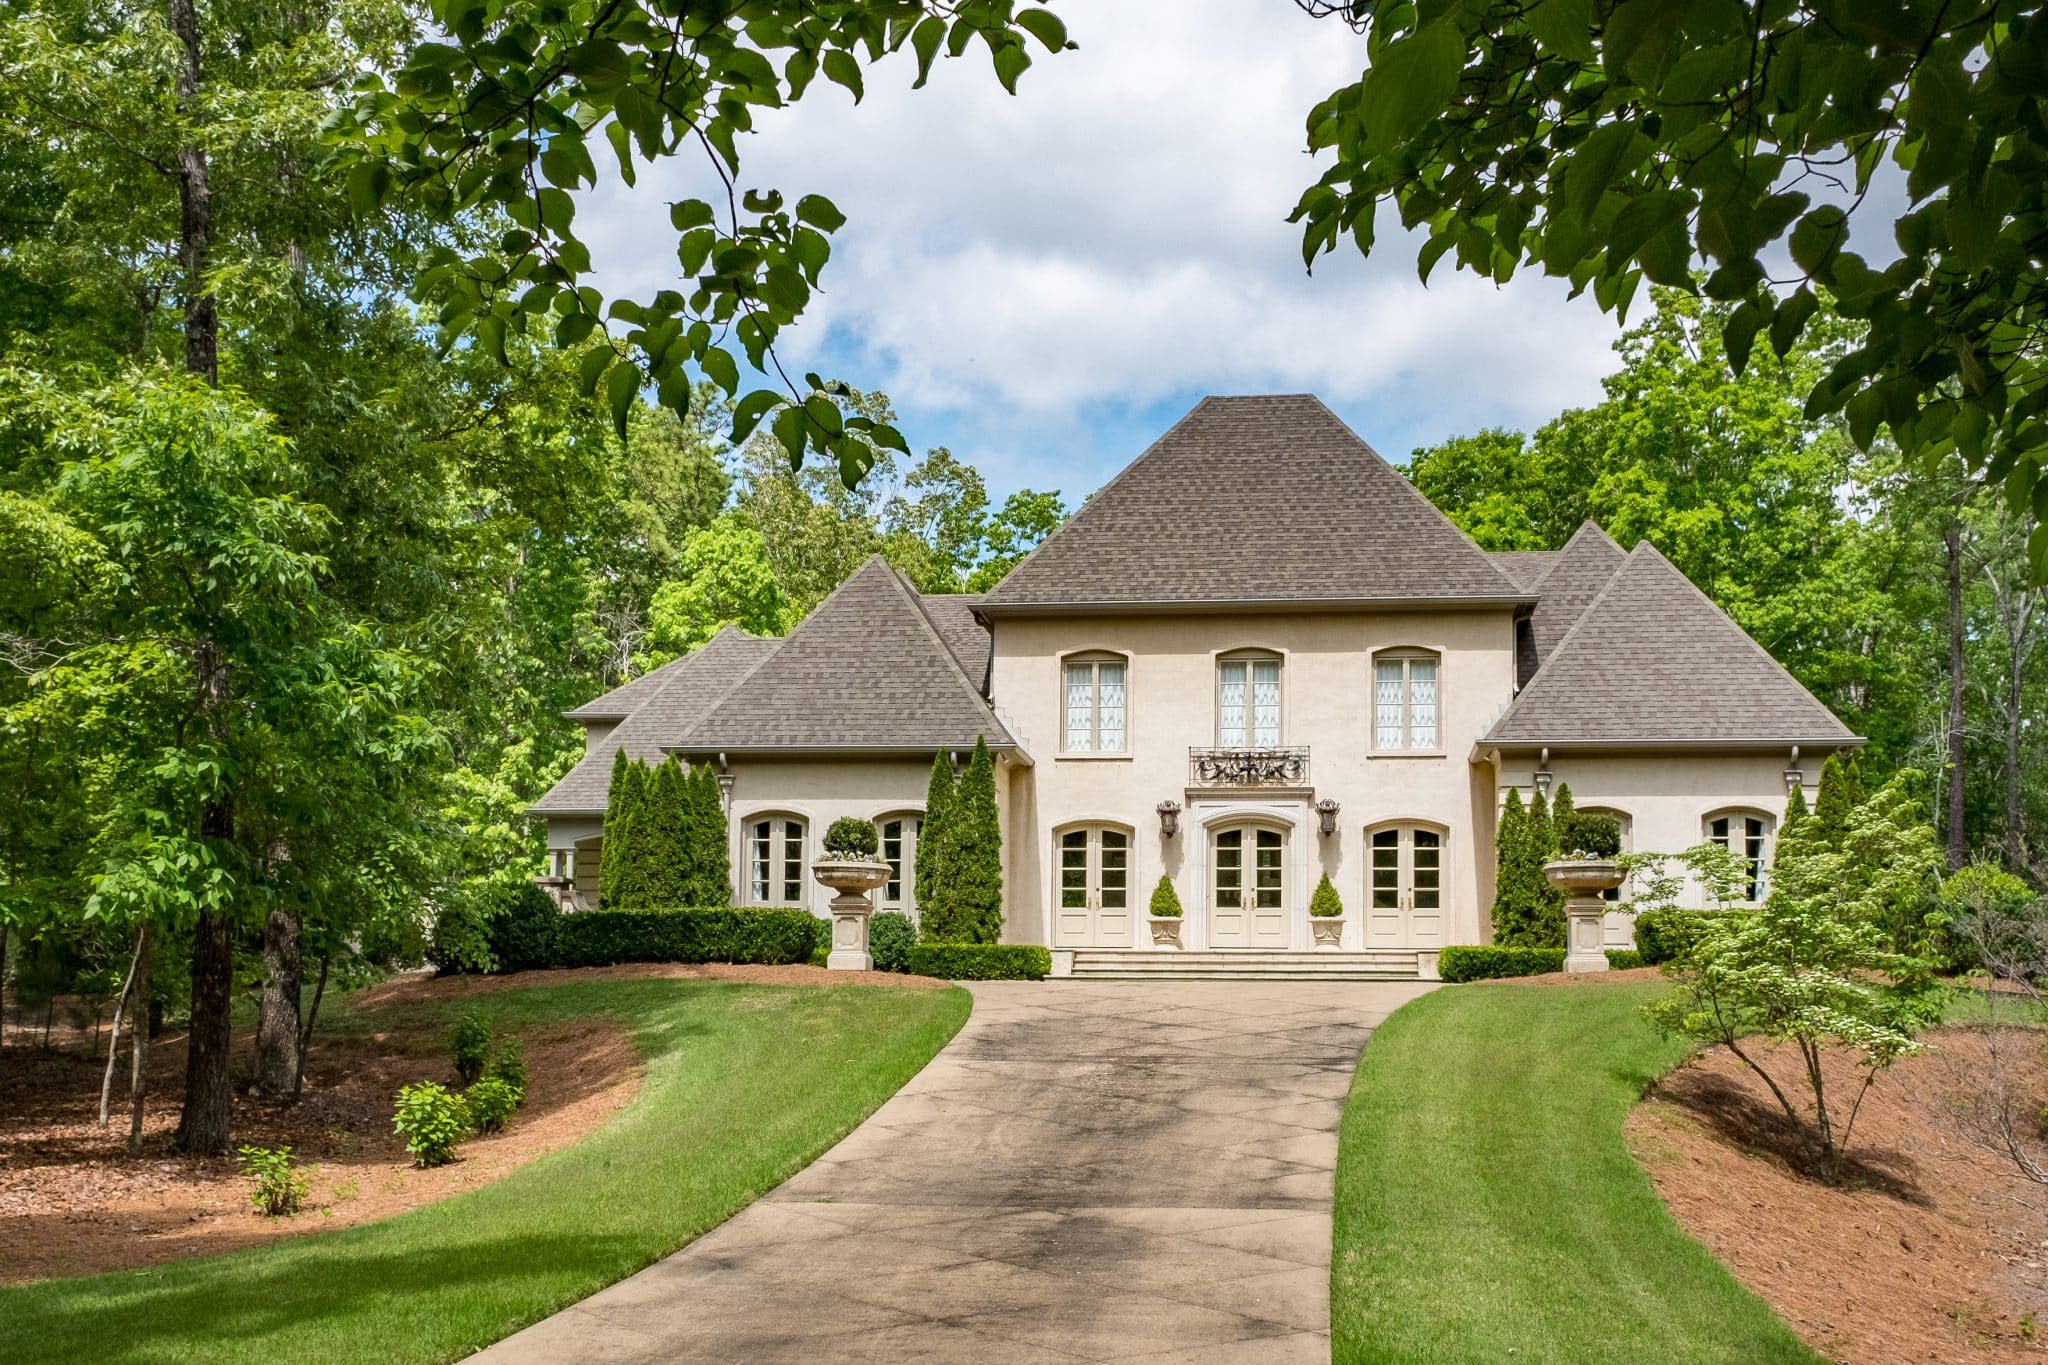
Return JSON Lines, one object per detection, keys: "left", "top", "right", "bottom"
{"left": 1309, "top": 872, "right": 1345, "bottom": 948}
{"left": 814, "top": 817, "right": 889, "bottom": 970}
{"left": 1147, "top": 875, "right": 1183, "bottom": 948}
{"left": 1544, "top": 812, "right": 1625, "bottom": 972}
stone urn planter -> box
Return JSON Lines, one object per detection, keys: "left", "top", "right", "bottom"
{"left": 1544, "top": 858, "right": 1626, "bottom": 973}
{"left": 1310, "top": 916, "right": 1345, "bottom": 950}
{"left": 813, "top": 858, "right": 891, "bottom": 971}
{"left": 1148, "top": 915, "right": 1183, "bottom": 948}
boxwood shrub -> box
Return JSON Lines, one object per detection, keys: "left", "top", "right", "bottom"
{"left": 1633, "top": 909, "right": 1741, "bottom": 965}
{"left": 905, "top": 943, "right": 1051, "bottom": 981}
{"left": 1438, "top": 945, "right": 1565, "bottom": 982}
{"left": 485, "top": 882, "right": 560, "bottom": 973}
{"left": 869, "top": 911, "right": 918, "bottom": 972}
{"left": 552, "top": 906, "right": 818, "bottom": 968}
{"left": 1604, "top": 949, "right": 1645, "bottom": 970}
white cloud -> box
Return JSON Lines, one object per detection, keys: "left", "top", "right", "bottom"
{"left": 579, "top": 0, "right": 1623, "bottom": 489}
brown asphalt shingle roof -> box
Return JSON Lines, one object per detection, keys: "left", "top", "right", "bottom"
{"left": 1526, "top": 522, "right": 1627, "bottom": 663}
{"left": 1486, "top": 550, "right": 1561, "bottom": 591}
{"left": 1484, "top": 542, "right": 1859, "bottom": 748}
{"left": 562, "top": 654, "right": 692, "bottom": 720}
{"left": 915, "top": 592, "right": 993, "bottom": 694}
{"left": 981, "top": 395, "right": 1527, "bottom": 610}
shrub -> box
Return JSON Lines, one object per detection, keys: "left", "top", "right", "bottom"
{"left": 870, "top": 911, "right": 918, "bottom": 972}
{"left": 1310, "top": 872, "right": 1344, "bottom": 917}
{"left": 1439, "top": 945, "right": 1565, "bottom": 982}
{"left": 552, "top": 906, "right": 820, "bottom": 967}
{"left": 1148, "top": 876, "right": 1182, "bottom": 918}
{"left": 236, "top": 1144, "right": 307, "bottom": 1217}
{"left": 1605, "top": 949, "right": 1645, "bottom": 970}
{"left": 1635, "top": 909, "right": 1739, "bottom": 966}
{"left": 466, "top": 1077, "right": 521, "bottom": 1135}
{"left": 393, "top": 1082, "right": 471, "bottom": 1168}
{"left": 425, "top": 892, "right": 494, "bottom": 975}
{"left": 1557, "top": 812, "right": 1622, "bottom": 858}
{"left": 1938, "top": 861, "right": 2043, "bottom": 974}
{"left": 808, "top": 914, "right": 831, "bottom": 966}
{"left": 1494, "top": 787, "right": 1563, "bottom": 948}
{"left": 822, "top": 816, "right": 879, "bottom": 858}
{"left": 925, "top": 738, "right": 1003, "bottom": 943}
{"left": 905, "top": 943, "right": 1051, "bottom": 981}
{"left": 482, "top": 1037, "right": 527, "bottom": 1102}
{"left": 917, "top": 752, "right": 955, "bottom": 927}
{"left": 486, "top": 881, "right": 560, "bottom": 974}
{"left": 450, "top": 1008, "right": 493, "bottom": 1086}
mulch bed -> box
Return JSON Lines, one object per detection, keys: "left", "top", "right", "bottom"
{"left": 353, "top": 960, "right": 950, "bottom": 1010}
{"left": 1628, "top": 1028, "right": 2048, "bottom": 1362}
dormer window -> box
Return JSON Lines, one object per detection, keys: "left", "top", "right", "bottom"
{"left": 1062, "top": 653, "right": 1127, "bottom": 754}
{"left": 1373, "top": 650, "right": 1440, "bottom": 751}
{"left": 1217, "top": 652, "right": 1282, "bottom": 747}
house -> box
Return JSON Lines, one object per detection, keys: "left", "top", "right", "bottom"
{"left": 530, "top": 395, "right": 1859, "bottom": 977}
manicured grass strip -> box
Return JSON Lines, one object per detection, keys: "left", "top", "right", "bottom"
{"left": 1333, "top": 983, "right": 1818, "bottom": 1365}
{"left": 0, "top": 979, "right": 970, "bottom": 1365}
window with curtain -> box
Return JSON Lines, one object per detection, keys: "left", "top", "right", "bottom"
{"left": 1373, "top": 650, "right": 1440, "bottom": 750}
{"left": 1062, "top": 655, "right": 1127, "bottom": 753}
{"left": 747, "top": 816, "right": 807, "bottom": 907}
{"left": 1217, "top": 654, "right": 1282, "bottom": 747}
{"left": 1707, "top": 811, "right": 1772, "bottom": 901}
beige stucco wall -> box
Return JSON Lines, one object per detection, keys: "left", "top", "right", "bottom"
{"left": 990, "top": 609, "right": 1519, "bottom": 951}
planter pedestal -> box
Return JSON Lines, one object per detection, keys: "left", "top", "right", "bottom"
{"left": 1545, "top": 858, "right": 1626, "bottom": 974}
{"left": 1310, "top": 918, "right": 1345, "bottom": 950}
{"left": 1148, "top": 916, "right": 1183, "bottom": 948}
{"left": 814, "top": 859, "right": 891, "bottom": 972}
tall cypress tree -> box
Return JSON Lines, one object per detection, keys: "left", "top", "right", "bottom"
{"left": 1549, "top": 781, "right": 1576, "bottom": 833}
{"left": 1812, "top": 753, "right": 1855, "bottom": 849}
{"left": 946, "top": 738, "right": 1004, "bottom": 943}
{"left": 1783, "top": 781, "right": 1810, "bottom": 834}
{"left": 683, "top": 763, "right": 732, "bottom": 906}
{"left": 1527, "top": 787, "right": 1565, "bottom": 948}
{"left": 1489, "top": 788, "right": 1528, "bottom": 942}
{"left": 637, "top": 757, "right": 690, "bottom": 906}
{"left": 916, "top": 751, "right": 955, "bottom": 930}
{"left": 599, "top": 749, "right": 634, "bottom": 907}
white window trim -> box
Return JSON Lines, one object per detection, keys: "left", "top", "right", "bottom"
{"left": 1703, "top": 808, "right": 1774, "bottom": 905}
{"left": 1214, "top": 649, "right": 1286, "bottom": 749}
{"left": 873, "top": 809, "right": 923, "bottom": 916}
{"left": 1369, "top": 648, "right": 1445, "bottom": 756}
{"left": 1058, "top": 651, "right": 1132, "bottom": 759}
{"left": 743, "top": 812, "right": 810, "bottom": 909}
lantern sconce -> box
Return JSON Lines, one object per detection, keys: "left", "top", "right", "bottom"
{"left": 1533, "top": 748, "right": 1554, "bottom": 797}
{"left": 1315, "top": 798, "right": 1341, "bottom": 837}
{"left": 715, "top": 753, "right": 736, "bottom": 810}
{"left": 1783, "top": 744, "right": 1804, "bottom": 794}
{"left": 1156, "top": 800, "right": 1182, "bottom": 840}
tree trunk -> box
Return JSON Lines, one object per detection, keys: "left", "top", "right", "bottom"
{"left": 174, "top": 906, "right": 235, "bottom": 1153}
{"left": 0, "top": 926, "right": 9, "bottom": 1049}
{"left": 1945, "top": 524, "right": 1967, "bottom": 872}
{"left": 169, "top": 0, "right": 217, "bottom": 387}
{"left": 99, "top": 927, "right": 147, "bottom": 1124}
{"left": 252, "top": 908, "right": 301, "bottom": 1096}
{"left": 294, "top": 950, "right": 329, "bottom": 1099}
{"left": 128, "top": 925, "right": 152, "bottom": 1156}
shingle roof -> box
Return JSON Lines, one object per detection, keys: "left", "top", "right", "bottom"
{"left": 1484, "top": 542, "right": 1859, "bottom": 748}
{"left": 562, "top": 654, "right": 693, "bottom": 721}
{"left": 530, "top": 627, "right": 781, "bottom": 814}
{"left": 915, "top": 592, "right": 993, "bottom": 694}
{"left": 980, "top": 395, "right": 1527, "bottom": 611}
{"left": 1486, "top": 550, "right": 1560, "bottom": 591}
{"left": 672, "top": 557, "right": 1015, "bottom": 752}
{"left": 1526, "top": 522, "right": 1627, "bottom": 663}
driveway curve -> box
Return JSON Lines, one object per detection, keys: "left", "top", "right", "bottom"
{"left": 477, "top": 978, "right": 1436, "bottom": 1364}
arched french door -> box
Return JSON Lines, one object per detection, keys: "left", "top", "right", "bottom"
{"left": 1054, "top": 825, "right": 1132, "bottom": 947}
{"left": 1364, "top": 824, "right": 1446, "bottom": 950}
{"left": 1210, "top": 824, "right": 1289, "bottom": 949}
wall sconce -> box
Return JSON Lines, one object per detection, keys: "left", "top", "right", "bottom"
{"left": 1315, "top": 798, "right": 1341, "bottom": 837}
{"left": 1532, "top": 767, "right": 1554, "bottom": 797}
{"left": 1156, "top": 800, "right": 1181, "bottom": 840}
{"left": 1783, "top": 745, "right": 1803, "bottom": 793}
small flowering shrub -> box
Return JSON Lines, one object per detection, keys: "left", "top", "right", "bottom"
{"left": 394, "top": 1082, "right": 471, "bottom": 1168}
{"left": 237, "top": 1144, "right": 308, "bottom": 1217}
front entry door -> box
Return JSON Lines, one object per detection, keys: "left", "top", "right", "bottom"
{"left": 1210, "top": 826, "right": 1288, "bottom": 949}
{"left": 1365, "top": 826, "right": 1445, "bottom": 949}
{"left": 1055, "top": 826, "right": 1132, "bottom": 947}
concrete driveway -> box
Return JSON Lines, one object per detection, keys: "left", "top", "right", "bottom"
{"left": 476, "top": 978, "right": 1436, "bottom": 1364}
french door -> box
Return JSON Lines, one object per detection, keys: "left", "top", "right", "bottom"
{"left": 1210, "top": 825, "right": 1289, "bottom": 949}
{"left": 1364, "top": 826, "right": 1445, "bottom": 949}
{"left": 1054, "top": 826, "right": 1132, "bottom": 947}
{"left": 877, "top": 816, "right": 920, "bottom": 919}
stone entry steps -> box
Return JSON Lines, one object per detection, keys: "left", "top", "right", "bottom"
{"left": 1066, "top": 948, "right": 1425, "bottom": 981}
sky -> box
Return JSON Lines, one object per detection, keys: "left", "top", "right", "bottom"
{"left": 580, "top": 0, "right": 1632, "bottom": 501}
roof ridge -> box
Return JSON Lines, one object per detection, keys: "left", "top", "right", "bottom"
{"left": 1529, "top": 519, "right": 1621, "bottom": 594}
{"left": 889, "top": 565, "right": 1013, "bottom": 742}
{"left": 1489, "top": 536, "right": 1638, "bottom": 732}
{"left": 667, "top": 622, "right": 787, "bottom": 748}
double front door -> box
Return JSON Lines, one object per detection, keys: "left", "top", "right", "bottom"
{"left": 1056, "top": 825, "right": 1131, "bottom": 947}
{"left": 1364, "top": 825, "right": 1445, "bottom": 949}
{"left": 1210, "top": 825, "right": 1290, "bottom": 949}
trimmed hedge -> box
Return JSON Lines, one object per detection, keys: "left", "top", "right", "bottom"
{"left": 869, "top": 911, "right": 918, "bottom": 973}
{"left": 1439, "top": 945, "right": 1565, "bottom": 982}
{"left": 486, "top": 882, "right": 560, "bottom": 974}
{"left": 1604, "top": 949, "right": 1645, "bottom": 970}
{"left": 553, "top": 907, "right": 819, "bottom": 968}
{"left": 1633, "top": 909, "right": 1742, "bottom": 966}
{"left": 905, "top": 943, "right": 1051, "bottom": 981}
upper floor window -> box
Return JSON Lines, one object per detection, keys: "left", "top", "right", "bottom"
{"left": 1373, "top": 650, "right": 1440, "bottom": 751}
{"left": 1062, "top": 654, "right": 1127, "bottom": 753}
{"left": 1217, "top": 652, "right": 1282, "bottom": 748}
{"left": 747, "top": 814, "right": 807, "bottom": 907}
{"left": 1706, "top": 810, "right": 1773, "bottom": 902}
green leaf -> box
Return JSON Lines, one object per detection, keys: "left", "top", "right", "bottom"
{"left": 911, "top": 16, "right": 945, "bottom": 87}
{"left": 1722, "top": 297, "right": 1762, "bottom": 375}
{"left": 1016, "top": 9, "right": 1069, "bottom": 52}
{"left": 731, "top": 389, "right": 782, "bottom": 444}
{"left": 347, "top": 160, "right": 390, "bottom": 216}
{"left": 577, "top": 343, "right": 613, "bottom": 398}
{"left": 772, "top": 403, "right": 810, "bottom": 469}
{"left": 1561, "top": 123, "right": 1652, "bottom": 224}
{"left": 1524, "top": 0, "right": 1596, "bottom": 62}
{"left": 994, "top": 41, "right": 1032, "bottom": 95}
{"left": 670, "top": 199, "right": 715, "bottom": 231}
{"left": 1360, "top": 23, "right": 1464, "bottom": 150}
{"left": 1636, "top": 220, "right": 1695, "bottom": 286}
{"left": 1788, "top": 206, "right": 1849, "bottom": 277}
{"left": 1769, "top": 286, "right": 1818, "bottom": 358}
{"left": 606, "top": 360, "right": 641, "bottom": 443}
{"left": 1606, "top": 190, "right": 1694, "bottom": 266}
{"left": 702, "top": 346, "right": 739, "bottom": 395}
{"left": 795, "top": 194, "right": 846, "bottom": 232}
{"left": 822, "top": 49, "right": 864, "bottom": 102}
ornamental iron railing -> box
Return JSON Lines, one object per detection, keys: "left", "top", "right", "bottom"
{"left": 1187, "top": 746, "right": 1309, "bottom": 787}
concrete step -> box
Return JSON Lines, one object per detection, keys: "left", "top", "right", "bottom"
{"left": 1065, "top": 948, "right": 1425, "bottom": 981}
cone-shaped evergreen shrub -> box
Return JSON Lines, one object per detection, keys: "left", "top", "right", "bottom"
{"left": 681, "top": 763, "right": 731, "bottom": 906}
{"left": 1550, "top": 781, "right": 1576, "bottom": 830}
{"left": 938, "top": 738, "right": 1003, "bottom": 943}
{"left": 1148, "top": 876, "right": 1182, "bottom": 918}
{"left": 635, "top": 758, "right": 692, "bottom": 907}
{"left": 1812, "top": 753, "right": 1860, "bottom": 850}
{"left": 1493, "top": 786, "right": 1564, "bottom": 948}
{"left": 1309, "top": 873, "right": 1343, "bottom": 917}
{"left": 916, "top": 751, "right": 955, "bottom": 927}
{"left": 1783, "top": 781, "right": 1809, "bottom": 835}
{"left": 600, "top": 757, "right": 648, "bottom": 908}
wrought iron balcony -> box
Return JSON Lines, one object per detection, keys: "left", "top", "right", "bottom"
{"left": 1188, "top": 746, "right": 1309, "bottom": 788}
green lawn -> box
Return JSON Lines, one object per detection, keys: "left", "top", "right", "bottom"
{"left": 1332, "top": 982, "right": 1818, "bottom": 1365}
{"left": 0, "top": 977, "right": 970, "bottom": 1365}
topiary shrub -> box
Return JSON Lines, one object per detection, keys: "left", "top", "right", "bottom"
{"left": 466, "top": 1077, "right": 521, "bottom": 1135}
{"left": 450, "top": 1008, "right": 493, "bottom": 1086}
{"left": 482, "top": 1037, "right": 527, "bottom": 1102}
{"left": 822, "top": 816, "right": 879, "bottom": 858}
{"left": 1148, "top": 876, "right": 1182, "bottom": 918}
{"left": 1310, "top": 873, "right": 1344, "bottom": 917}
{"left": 905, "top": 943, "right": 1051, "bottom": 981}
{"left": 236, "top": 1144, "right": 307, "bottom": 1217}
{"left": 486, "top": 881, "right": 560, "bottom": 974}
{"left": 870, "top": 911, "right": 918, "bottom": 972}
{"left": 1557, "top": 812, "right": 1622, "bottom": 859}
{"left": 1439, "top": 945, "right": 1565, "bottom": 982}
{"left": 552, "top": 907, "right": 820, "bottom": 967}
{"left": 1605, "top": 949, "right": 1645, "bottom": 970}
{"left": 393, "top": 1082, "right": 471, "bottom": 1168}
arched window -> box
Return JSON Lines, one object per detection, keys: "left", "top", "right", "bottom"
{"left": 1217, "top": 650, "right": 1283, "bottom": 748}
{"left": 1372, "top": 649, "right": 1440, "bottom": 751}
{"left": 1062, "top": 652, "right": 1128, "bottom": 753}
{"left": 1705, "top": 809, "right": 1774, "bottom": 902}
{"left": 745, "top": 813, "right": 808, "bottom": 908}
{"left": 875, "top": 812, "right": 922, "bottom": 916}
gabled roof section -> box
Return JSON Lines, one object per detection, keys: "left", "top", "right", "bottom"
{"left": 1486, "top": 550, "right": 1560, "bottom": 591}
{"left": 563, "top": 654, "right": 692, "bottom": 721}
{"left": 916, "top": 592, "right": 993, "bottom": 694}
{"left": 980, "top": 395, "right": 1527, "bottom": 612}
{"left": 1525, "top": 521, "right": 1626, "bottom": 663}
{"left": 1483, "top": 543, "right": 1859, "bottom": 749}
{"left": 530, "top": 626, "right": 781, "bottom": 815}
{"left": 675, "top": 557, "right": 1016, "bottom": 752}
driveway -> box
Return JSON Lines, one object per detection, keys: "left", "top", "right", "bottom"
{"left": 476, "top": 978, "right": 1436, "bottom": 1363}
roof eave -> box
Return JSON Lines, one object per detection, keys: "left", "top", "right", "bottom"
{"left": 1476, "top": 733, "right": 1865, "bottom": 754}
{"left": 977, "top": 593, "right": 1536, "bottom": 618}
{"left": 661, "top": 741, "right": 1030, "bottom": 765}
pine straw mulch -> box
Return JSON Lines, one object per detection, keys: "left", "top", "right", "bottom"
{"left": 1628, "top": 1028, "right": 2048, "bottom": 1363}
{"left": 351, "top": 959, "right": 949, "bottom": 1011}
{"left": 0, "top": 999, "right": 641, "bottom": 1285}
